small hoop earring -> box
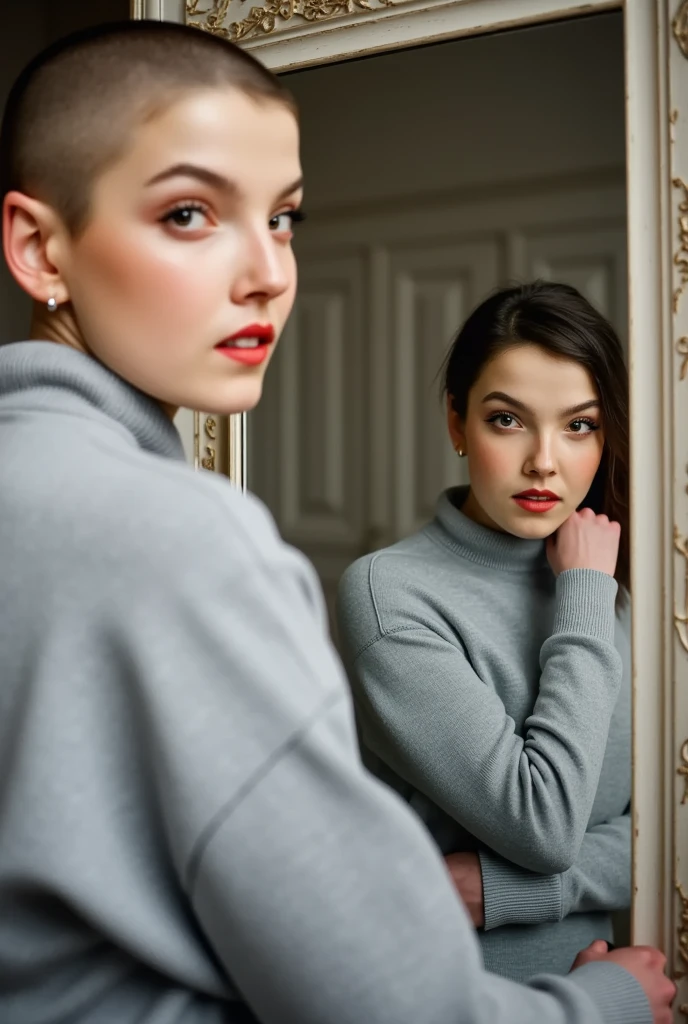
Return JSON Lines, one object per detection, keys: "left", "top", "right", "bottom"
{"left": 46, "top": 297, "right": 58, "bottom": 313}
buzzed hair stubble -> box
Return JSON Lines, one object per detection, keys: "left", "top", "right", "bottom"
{"left": 0, "top": 20, "right": 297, "bottom": 236}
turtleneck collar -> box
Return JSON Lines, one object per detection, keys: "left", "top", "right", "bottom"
{"left": 0, "top": 341, "right": 185, "bottom": 461}
{"left": 427, "top": 486, "right": 549, "bottom": 573}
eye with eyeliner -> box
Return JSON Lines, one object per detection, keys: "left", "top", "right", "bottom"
{"left": 159, "top": 200, "right": 212, "bottom": 232}
{"left": 486, "top": 410, "right": 522, "bottom": 431}
{"left": 566, "top": 416, "right": 600, "bottom": 436}
{"left": 269, "top": 208, "right": 307, "bottom": 235}
{"left": 486, "top": 410, "right": 601, "bottom": 436}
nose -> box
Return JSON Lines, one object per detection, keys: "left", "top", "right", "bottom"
{"left": 524, "top": 432, "right": 557, "bottom": 478}
{"left": 230, "top": 225, "right": 292, "bottom": 305}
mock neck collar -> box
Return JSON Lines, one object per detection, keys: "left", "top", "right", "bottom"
{"left": 428, "top": 486, "right": 549, "bottom": 573}
{"left": 0, "top": 341, "right": 185, "bottom": 461}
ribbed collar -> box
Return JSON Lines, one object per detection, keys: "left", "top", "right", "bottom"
{"left": 0, "top": 341, "right": 185, "bottom": 461}
{"left": 427, "top": 486, "right": 550, "bottom": 573}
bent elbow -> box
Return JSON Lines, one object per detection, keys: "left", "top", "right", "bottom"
{"left": 517, "top": 827, "right": 580, "bottom": 874}
{"left": 530, "top": 848, "right": 576, "bottom": 874}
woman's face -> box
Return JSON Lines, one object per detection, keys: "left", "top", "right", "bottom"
{"left": 448, "top": 343, "right": 606, "bottom": 538}
{"left": 58, "top": 86, "right": 302, "bottom": 415}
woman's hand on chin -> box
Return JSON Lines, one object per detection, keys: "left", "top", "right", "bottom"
{"left": 546, "top": 506, "right": 620, "bottom": 578}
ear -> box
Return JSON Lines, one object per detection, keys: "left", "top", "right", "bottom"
{"left": 3, "top": 190, "right": 70, "bottom": 305}
{"left": 446, "top": 394, "right": 466, "bottom": 453}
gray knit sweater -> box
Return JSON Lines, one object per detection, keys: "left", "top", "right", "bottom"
{"left": 0, "top": 344, "right": 645, "bottom": 1024}
{"left": 337, "top": 488, "right": 631, "bottom": 982}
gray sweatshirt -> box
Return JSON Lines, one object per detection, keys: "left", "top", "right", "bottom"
{"left": 336, "top": 490, "right": 631, "bottom": 982}
{"left": 0, "top": 341, "right": 648, "bottom": 1024}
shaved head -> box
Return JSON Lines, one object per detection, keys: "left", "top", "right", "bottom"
{"left": 0, "top": 20, "right": 296, "bottom": 236}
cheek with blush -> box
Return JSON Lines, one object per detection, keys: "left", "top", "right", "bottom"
{"left": 568, "top": 442, "right": 606, "bottom": 503}
{"left": 73, "top": 219, "right": 221, "bottom": 347}
{"left": 466, "top": 432, "right": 516, "bottom": 494}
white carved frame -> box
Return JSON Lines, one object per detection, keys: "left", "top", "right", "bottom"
{"left": 132, "top": 0, "right": 688, "bottom": 1015}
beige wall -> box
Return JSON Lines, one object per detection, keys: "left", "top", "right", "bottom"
{"left": 284, "top": 11, "right": 624, "bottom": 211}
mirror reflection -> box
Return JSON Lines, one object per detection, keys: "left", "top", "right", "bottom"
{"left": 249, "top": 10, "right": 630, "bottom": 980}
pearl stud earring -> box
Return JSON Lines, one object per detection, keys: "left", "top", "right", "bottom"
{"left": 47, "top": 297, "right": 58, "bottom": 313}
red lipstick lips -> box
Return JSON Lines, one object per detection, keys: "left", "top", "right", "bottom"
{"left": 512, "top": 489, "right": 562, "bottom": 514}
{"left": 216, "top": 324, "right": 275, "bottom": 366}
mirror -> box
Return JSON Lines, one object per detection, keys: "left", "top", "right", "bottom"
{"left": 246, "top": 11, "right": 632, "bottom": 981}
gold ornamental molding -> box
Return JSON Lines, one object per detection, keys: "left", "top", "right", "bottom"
{"left": 673, "top": 176, "right": 688, "bottom": 313}
{"left": 674, "top": 528, "right": 688, "bottom": 654}
{"left": 679, "top": 741, "right": 688, "bottom": 805}
{"left": 674, "top": 0, "right": 688, "bottom": 58}
{"left": 679, "top": 882, "right": 688, "bottom": 972}
{"left": 201, "top": 415, "right": 218, "bottom": 471}
{"left": 677, "top": 336, "right": 688, "bottom": 379}
{"left": 187, "top": 0, "right": 394, "bottom": 42}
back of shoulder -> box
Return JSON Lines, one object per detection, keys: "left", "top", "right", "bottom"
{"left": 0, "top": 407, "right": 312, "bottom": 596}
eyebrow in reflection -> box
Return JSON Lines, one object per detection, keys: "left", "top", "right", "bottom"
{"left": 145, "top": 163, "right": 304, "bottom": 201}
{"left": 481, "top": 391, "right": 600, "bottom": 417}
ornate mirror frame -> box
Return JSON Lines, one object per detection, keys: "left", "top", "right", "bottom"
{"left": 133, "top": 0, "right": 688, "bottom": 1014}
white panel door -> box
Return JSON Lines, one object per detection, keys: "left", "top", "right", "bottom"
{"left": 387, "top": 238, "right": 500, "bottom": 540}
{"left": 249, "top": 251, "right": 367, "bottom": 626}
{"left": 522, "top": 225, "right": 629, "bottom": 346}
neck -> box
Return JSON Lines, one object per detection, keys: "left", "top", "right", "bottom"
{"left": 29, "top": 302, "right": 177, "bottom": 421}
{"left": 459, "top": 487, "right": 507, "bottom": 534}
{"left": 30, "top": 301, "right": 87, "bottom": 354}
{"left": 433, "top": 487, "right": 548, "bottom": 573}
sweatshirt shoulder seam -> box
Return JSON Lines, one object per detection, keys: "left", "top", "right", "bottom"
{"left": 351, "top": 625, "right": 448, "bottom": 662}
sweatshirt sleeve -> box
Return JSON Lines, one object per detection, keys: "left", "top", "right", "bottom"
{"left": 106, "top": 481, "right": 647, "bottom": 1024}
{"left": 479, "top": 813, "right": 631, "bottom": 930}
{"left": 337, "top": 564, "right": 622, "bottom": 875}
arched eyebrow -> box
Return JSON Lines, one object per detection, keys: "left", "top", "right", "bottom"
{"left": 145, "top": 163, "right": 304, "bottom": 201}
{"left": 481, "top": 391, "right": 600, "bottom": 417}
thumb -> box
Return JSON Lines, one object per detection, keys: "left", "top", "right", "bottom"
{"left": 576, "top": 939, "right": 608, "bottom": 964}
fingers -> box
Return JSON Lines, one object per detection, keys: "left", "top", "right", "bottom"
{"left": 570, "top": 939, "right": 608, "bottom": 969}
{"left": 633, "top": 946, "right": 667, "bottom": 969}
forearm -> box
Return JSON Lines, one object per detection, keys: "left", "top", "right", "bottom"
{"left": 479, "top": 815, "right": 631, "bottom": 930}
{"left": 194, "top": 700, "right": 647, "bottom": 1024}
{"left": 348, "top": 570, "right": 623, "bottom": 873}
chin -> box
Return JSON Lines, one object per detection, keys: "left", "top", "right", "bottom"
{"left": 503, "top": 512, "right": 567, "bottom": 540}
{"left": 201, "top": 377, "right": 265, "bottom": 416}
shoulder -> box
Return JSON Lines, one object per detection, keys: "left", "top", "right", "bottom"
{"left": 337, "top": 530, "right": 450, "bottom": 656}
{"left": 6, "top": 415, "right": 317, "bottom": 599}
{"left": 116, "top": 461, "right": 316, "bottom": 593}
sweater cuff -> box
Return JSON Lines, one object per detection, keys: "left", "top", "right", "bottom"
{"left": 553, "top": 569, "right": 618, "bottom": 645}
{"left": 479, "top": 849, "right": 562, "bottom": 931}
{"left": 566, "top": 962, "right": 651, "bottom": 1024}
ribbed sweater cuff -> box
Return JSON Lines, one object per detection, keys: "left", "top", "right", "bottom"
{"left": 553, "top": 569, "right": 618, "bottom": 645}
{"left": 567, "top": 962, "right": 652, "bottom": 1024}
{"left": 479, "top": 849, "right": 562, "bottom": 930}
